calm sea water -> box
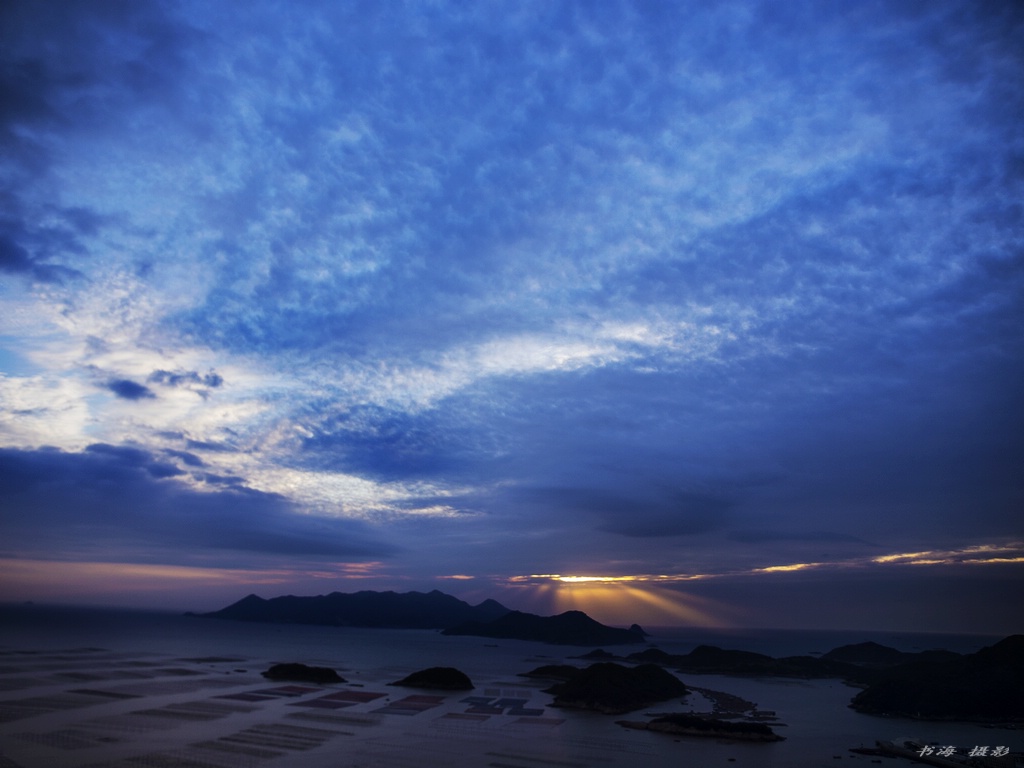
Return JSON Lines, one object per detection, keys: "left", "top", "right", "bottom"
{"left": 0, "top": 604, "right": 1019, "bottom": 768}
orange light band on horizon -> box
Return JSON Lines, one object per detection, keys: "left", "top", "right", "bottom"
{"left": 509, "top": 542, "right": 1024, "bottom": 587}
{"left": 752, "top": 562, "right": 828, "bottom": 573}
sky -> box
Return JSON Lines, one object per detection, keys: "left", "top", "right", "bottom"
{"left": 1, "top": 0, "right": 1022, "bottom": 635}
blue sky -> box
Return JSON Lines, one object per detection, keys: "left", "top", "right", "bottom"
{"left": 1, "top": 0, "right": 1022, "bottom": 633}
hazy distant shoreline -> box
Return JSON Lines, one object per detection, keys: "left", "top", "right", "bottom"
{"left": 0, "top": 601, "right": 1006, "bottom": 656}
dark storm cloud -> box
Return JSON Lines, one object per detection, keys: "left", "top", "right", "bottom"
{"left": 506, "top": 482, "right": 733, "bottom": 539}
{"left": 81, "top": 443, "right": 184, "bottom": 480}
{"left": 0, "top": 54, "right": 57, "bottom": 124}
{"left": 728, "top": 530, "right": 877, "bottom": 546}
{"left": 596, "top": 492, "right": 734, "bottom": 538}
{"left": 0, "top": 216, "right": 85, "bottom": 284}
{"left": 0, "top": 0, "right": 203, "bottom": 282}
{"left": 194, "top": 472, "right": 248, "bottom": 486}
{"left": 0, "top": 1, "right": 204, "bottom": 131}
{"left": 0, "top": 446, "right": 396, "bottom": 561}
{"left": 163, "top": 449, "right": 205, "bottom": 468}
{"left": 149, "top": 369, "right": 224, "bottom": 389}
{"left": 106, "top": 379, "right": 156, "bottom": 400}
{"left": 0, "top": 233, "right": 48, "bottom": 280}
{"left": 325, "top": 344, "right": 1024, "bottom": 553}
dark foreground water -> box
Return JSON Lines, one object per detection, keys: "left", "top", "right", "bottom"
{"left": 0, "top": 604, "right": 1019, "bottom": 768}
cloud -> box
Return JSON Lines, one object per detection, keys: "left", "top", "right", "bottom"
{"left": 595, "top": 492, "right": 734, "bottom": 538}
{"left": 148, "top": 369, "right": 224, "bottom": 389}
{"left": 728, "top": 530, "right": 876, "bottom": 545}
{"left": 184, "top": 439, "right": 238, "bottom": 453}
{"left": 0, "top": 445, "right": 397, "bottom": 562}
{"left": 0, "top": 225, "right": 83, "bottom": 284}
{"left": 507, "top": 484, "right": 734, "bottom": 539}
{"left": 0, "top": 0, "right": 1021, "bottom": 624}
{"left": 164, "top": 449, "right": 205, "bottom": 467}
{"left": 106, "top": 378, "right": 156, "bottom": 400}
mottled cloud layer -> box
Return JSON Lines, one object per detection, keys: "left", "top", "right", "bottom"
{"left": 1, "top": 0, "right": 1021, "bottom": 628}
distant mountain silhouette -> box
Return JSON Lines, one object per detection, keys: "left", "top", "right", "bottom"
{"left": 607, "top": 643, "right": 864, "bottom": 680}
{"left": 442, "top": 609, "right": 648, "bottom": 645}
{"left": 820, "top": 640, "right": 909, "bottom": 665}
{"left": 201, "top": 589, "right": 509, "bottom": 629}
{"left": 590, "top": 634, "right": 1024, "bottom": 722}
{"left": 821, "top": 641, "right": 960, "bottom": 666}
{"left": 849, "top": 634, "right": 1024, "bottom": 721}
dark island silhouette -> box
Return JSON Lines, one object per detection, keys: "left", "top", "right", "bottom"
{"left": 847, "top": 634, "right": 1024, "bottom": 721}
{"left": 592, "top": 634, "right": 1024, "bottom": 723}
{"left": 443, "top": 609, "right": 648, "bottom": 646}
{"left": 518, "top": 663, "right": 583, "bottom": 681}
{"left": 203, "top": 590, "right": 648, "bottom": 646}
{"left": 201, "top": 591, "right": 1022, "bottom": 721}
{"left": 622, "top": 644, "right": 865, "bottom": 679}
{"left": 820, "top": 640, "right": 959, "bottom": 666}
{"left": 262, "top": 662, "right": 345, "bottom": 684}
{"left": 202, "top": 589, "right": 509, "bottom": 629}
{"left": 541, "top": 662, "right": 688, "bottom": 713}
{"left": 618, "top": 713, "right": 784, "bottom": 742}
{"left": 389, "top": 666, "right": 474, "bottom": 690}
{"left": 523, "top": 661, "right": 786, "bottom": 740}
